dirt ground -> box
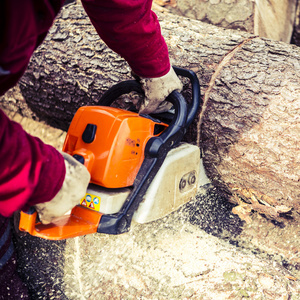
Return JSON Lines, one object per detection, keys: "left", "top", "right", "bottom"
{"left": 4, "top": 108, "right": 300, "bottom": 299}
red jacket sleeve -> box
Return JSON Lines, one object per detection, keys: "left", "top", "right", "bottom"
{"left": 0, "top": 110, "right": 66, "bottom": 217}
{"left": 81, "top": 0, "right": 171, "bottom": 78}
{"left": 0, "top": 0, "right": 64, "bottom": 96}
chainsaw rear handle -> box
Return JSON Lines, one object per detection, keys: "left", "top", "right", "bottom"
{"left": 18, "top": 207, "right": 38, "bottom": 236}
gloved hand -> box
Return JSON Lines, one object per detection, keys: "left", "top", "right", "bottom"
{"left": 35, "top": 152, "right": 90, "bottom": 224}
{"left": 137, "top": 67, "right": 183, "bottom": 114}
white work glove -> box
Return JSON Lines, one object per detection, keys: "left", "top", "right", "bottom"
{"left": 137, "top": 67, "right": 183, "bottom": 114}
{"left": 35, "top": 152, "right": 90, "bottom": 224}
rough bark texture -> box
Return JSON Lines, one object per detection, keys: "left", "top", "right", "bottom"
{"left": 156, "top": 0, "right": 255, "bottom": 33}
{"left": 197, "top": 34, "right": 300, "bottom": 221}
{"left": 2, "top": 2, "right": 252, "bottom": 131}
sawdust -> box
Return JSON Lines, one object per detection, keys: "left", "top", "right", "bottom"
{"left": 61, "top": 190, "right": 299, "bottom": 299}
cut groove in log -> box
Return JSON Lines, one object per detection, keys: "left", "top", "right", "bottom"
{"left": 197, "top": 36, "right": 256, "bottom": 144}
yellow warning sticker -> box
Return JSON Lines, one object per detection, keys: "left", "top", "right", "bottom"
{"left": 80, "top": 193, "right": 101, "bottom": 211}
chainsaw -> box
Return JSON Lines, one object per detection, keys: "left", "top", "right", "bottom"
{"left": 19, "top": 67, "right": 201, "bottom": 240}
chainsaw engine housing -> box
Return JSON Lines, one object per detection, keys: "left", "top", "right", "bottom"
{"left": 63, "top": 106, "right": 168, "bottom": 188}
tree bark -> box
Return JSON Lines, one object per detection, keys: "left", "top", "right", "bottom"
{"left": 155, "top": 0, "right": 255, "bottom": 33}
{"left": 1, "top": 2, "right": 299, "bottom": 223}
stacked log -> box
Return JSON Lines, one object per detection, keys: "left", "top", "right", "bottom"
{"left": 154, "top": 0, "right": 300, "bottom": 45}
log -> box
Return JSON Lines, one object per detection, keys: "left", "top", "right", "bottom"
{"left": 253, "top": 0, "right": 298, "bottom": 43}
{"left": 155, "top": 0, "right": 299, "bottom": 44}
{"left": 2, "top": 2, "right": 299, "bottom": 224}
{"left": 13, "top": 206, "right": 300, "bottom": 299}
{"left": 156, "top": 0, "right": 255, "bottom": 33}
{"left": 198, "top": 38, "right": 300, "bottom": 224}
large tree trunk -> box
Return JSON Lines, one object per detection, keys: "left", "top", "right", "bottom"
{"left": 2, "top": 2, "right": 299, "bottom": 224}
{"left": 155, "top": 0, "right": 255, "bottom": 33}
{"left": 253, "top": 0, "right": 298, "bottom": 43}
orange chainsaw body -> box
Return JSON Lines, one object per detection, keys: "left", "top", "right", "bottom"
{"left": 19, "top": 106, "right": 168, "bottom": 240}
{"left": 62, "top": 106, "right": 167, "bottom": 188}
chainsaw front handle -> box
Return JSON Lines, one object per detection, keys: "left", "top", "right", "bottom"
{"left": 173, "top": 66, "right": 201, "bottom": 127}
{"left": 144, "top": 90, "right": 187, "bottom": 157}
{"left": 99, "top": 66, "right": 201, "bottom": 126}
{"left": 98, "top": 66, "right": 201, "bottom": 158}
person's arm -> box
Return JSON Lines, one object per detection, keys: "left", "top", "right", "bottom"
{"left": 81, "top": 0, "right": 169, "bottom": 78}
{"left": 81, "top": 0, "right": 182, "bottom": 113}
{"left": 0, "top": 110, "right": 90, "bottom": 224}
{"left": 0, "top": 110, "right": 65, "bottom": 216}
{"left": 0, "top": 1, "right": 90, "bottom": 223}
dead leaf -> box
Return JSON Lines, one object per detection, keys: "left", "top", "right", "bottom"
{"left": 232, "top": 204, "right": 253, "bottom": 224}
